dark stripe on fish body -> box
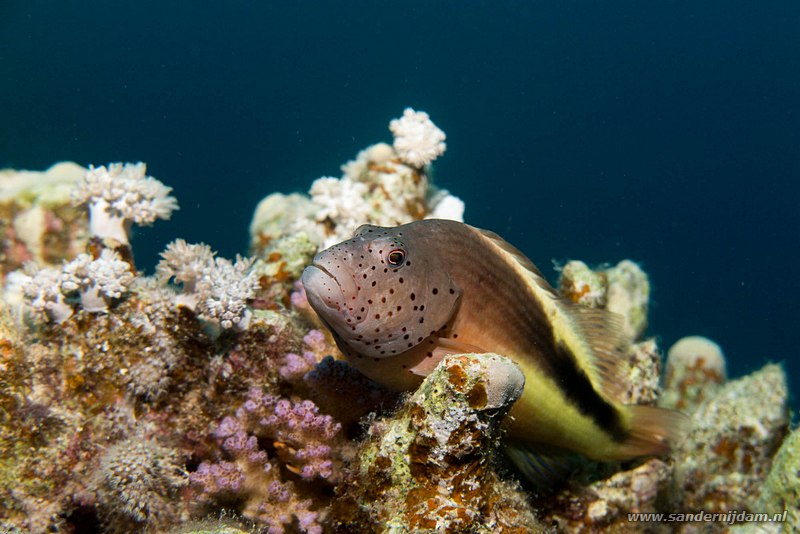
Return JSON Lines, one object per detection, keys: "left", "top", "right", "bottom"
{"left": 552, "top": 342, "right": 627, "bottom": 441}
{"left": 427, "top": 222, "right": 627, "bottom": 441}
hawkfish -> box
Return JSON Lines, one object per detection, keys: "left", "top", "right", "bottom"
{"left": 301, "top": 220, "right": 688, "bottom": 475}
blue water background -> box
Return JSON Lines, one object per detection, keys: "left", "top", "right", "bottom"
{"left": 2, "top": 2, "right": 798, "bottom": 397}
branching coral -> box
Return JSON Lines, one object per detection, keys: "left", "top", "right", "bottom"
{"left": 60, "top": 249, "right": 135, "bottom": 313}
{"left": 20, "top": 263, "right": 73, "bottom": 323}
{"left": 190, "top": 388, "right": 345, "bottom": 532}
{"left": 71, "top": 162, "right": 178, "bottom": 245}
{"left": 228, "top": 388, "right": 343, "bottom": 481}
{"left": 277, "top": 329, "right": 326, "bottom": 383}
{"left": 157, "top": 239, "right": 259, "bottom": 330}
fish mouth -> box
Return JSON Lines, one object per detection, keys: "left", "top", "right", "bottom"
{"left": 302, "top": 264, "right": 363, "bottom": 324}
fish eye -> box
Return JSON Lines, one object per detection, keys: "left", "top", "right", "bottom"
{"left": 386, "top": 248, "right": 406, "bottom": 267}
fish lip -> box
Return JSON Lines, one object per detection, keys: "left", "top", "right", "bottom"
{"left": 308, "top": 262, "right": 335, "bottom": 281}
{"left": 304, "top": 263, "right": 364, "bottom": 324}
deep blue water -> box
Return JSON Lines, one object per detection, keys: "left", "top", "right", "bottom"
{"left": 2, "top": 2, "right": 798, "bottom": 397}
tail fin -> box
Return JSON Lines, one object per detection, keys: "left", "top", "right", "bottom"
{"left": 611, "top": 405, "right": 691, "bottom": 460}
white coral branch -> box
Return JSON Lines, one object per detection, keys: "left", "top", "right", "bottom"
{"left": 72, "top": 162, "right": 179, "bottom": 244}
{"left": 389, "top": 108, "right": 446, "bottom": 168}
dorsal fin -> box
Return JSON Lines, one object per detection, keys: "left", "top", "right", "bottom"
{"left": 474, "top": 225, "right": 630, "bottom": 402}
{"left": 567, "top": 306, "right": 631, "bottom": 401}
{"left": 475, "top": 227, "right": 550, "bottom": 285}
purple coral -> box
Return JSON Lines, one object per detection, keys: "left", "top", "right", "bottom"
{"left": 290, "top": 280, "right": 309, "bottom": 310}
{"left": 190, "top": 388, "right": 339, "bottom": 532}
{"left": 189, "top": 461, "right": 245, "bottom": 493}
{"left": 279, "top": 351, "right": 318, "bottom": 382}
{"left": 302, "top": 330, "right": 326, "bottom": 354}
{"left": 278, "top": 330, "right": 327, "bottom": 382}
{"left": 234, "top": 388, "right": 341, "bottom": 480}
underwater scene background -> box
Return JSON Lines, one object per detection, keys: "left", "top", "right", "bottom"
{"left": 2, "top": 2, "right": 800, "bottom": 532}
{"left": 0, "top": 1, "right": 800, "bottom": 408}
{"left": 2, "top": 3, "right": 798, "bottom": 404}
{"left": 6, "top": 0, "right": 800, "bottom": 394}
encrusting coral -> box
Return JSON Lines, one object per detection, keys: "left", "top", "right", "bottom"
{"left": 336, "top": 353, "right": 544, "bottom": 533}
{"left": 0, "top": 109, "right": 796, "bottom": 533}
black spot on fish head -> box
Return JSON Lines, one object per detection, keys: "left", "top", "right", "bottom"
{"left": 305, "top": 222, "right": 464, "bottom": 360}
{"left": 341, "top": 222, "right": 465, "bottom": 358}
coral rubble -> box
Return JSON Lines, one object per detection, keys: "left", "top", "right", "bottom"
{"left": 0, "top": 109, "right": 795, "bottom": 533}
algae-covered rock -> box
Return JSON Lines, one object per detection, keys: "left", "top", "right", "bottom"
{"left": 620, "top": 338, "right": 663, "bottom": 405}
{"left": 339, "top": 353, "right": 542, "bottom": 533}
{"left": 557, "top": 259, "right": 650, "bottom": 340}
{"left": 605, "top": 260, "right": 650, "bottom": 340}
{"left": 671, "top": 364, "right": 790, "bottom": 513}
{"left": 250, "top": 233, "right": 318, "bottom": 307}
{"left": 0, "top": 162, "right": 89, "bottom": 276}
{"left": 661, "top": 335, "right": 727, "bottom": 412}
{"left": 756, "top": 425, "right": 800, "bottom": 529}
{"left": 558, "top": 260, "right": 608, "bottom": 308}
{"left": 249, "top": 192, "right": 324, "bottom": 253}
{"left": 540, "top": 458, "right": 672, "bottom": 533}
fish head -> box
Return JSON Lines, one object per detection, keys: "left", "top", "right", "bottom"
{"left": 301, "top": 223, "right": 461, "bottom": 359}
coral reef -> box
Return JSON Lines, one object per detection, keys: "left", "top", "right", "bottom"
{"left": 0, "top": 110, "right": 795, "bottom": 534}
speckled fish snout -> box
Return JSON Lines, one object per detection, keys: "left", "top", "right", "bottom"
{"left": 302, "top": 247, "right": 363, "bottom": 326}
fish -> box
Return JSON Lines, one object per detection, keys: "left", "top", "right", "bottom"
{"left": 301, "top": 219, "right": 688, "bottom": 471}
